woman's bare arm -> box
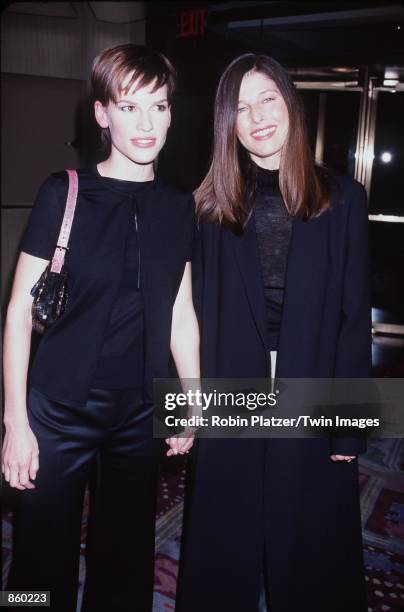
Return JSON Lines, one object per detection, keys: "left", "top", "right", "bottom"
{"left": 168, "top": 262, "right": 200, "bottom": 456}
{"left": 2, "top": 252, "right": 49, "bottom": 489}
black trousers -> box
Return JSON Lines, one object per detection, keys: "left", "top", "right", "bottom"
{"left": 6, "top": 387, "right": 161, "bottom": 612}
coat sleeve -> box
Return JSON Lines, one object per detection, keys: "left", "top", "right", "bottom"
{"left": 330, "top": 181, "right": 372, "bottom": 456}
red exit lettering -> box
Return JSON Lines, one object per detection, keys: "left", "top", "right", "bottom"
{"left": 179, "top": 9, "right": 206, "bottom": 38}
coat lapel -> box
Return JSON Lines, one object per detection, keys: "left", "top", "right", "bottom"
{"left": 230, "top": 212, "right": 269, "bottom": 349}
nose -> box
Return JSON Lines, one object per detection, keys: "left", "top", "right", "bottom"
{"left": 250, "top": 105, "right": 263, "bottom": 124}
{"left": 136, "top": 110, "right": 153, "bottom": 132}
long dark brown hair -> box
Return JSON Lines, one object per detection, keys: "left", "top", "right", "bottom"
{"left": 195, "top": 54, "right": 330, "bottom": 231}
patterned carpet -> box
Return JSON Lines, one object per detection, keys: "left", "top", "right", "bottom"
{"left": 2, "top": 438, "right": 404, "bottom": 612}
{"left": 359, "top": 438, "right": 404, "bottom": 612}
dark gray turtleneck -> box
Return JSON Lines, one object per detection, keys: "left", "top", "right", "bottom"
{"left": 254, "top": 166, "right": 292, "bottom": 350}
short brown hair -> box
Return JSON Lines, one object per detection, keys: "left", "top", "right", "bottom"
{"left": 91, "top": 44, "right": 177, "bottom": 151}
{"left": 196, "top": 53, "right": 330, "bottom": 231}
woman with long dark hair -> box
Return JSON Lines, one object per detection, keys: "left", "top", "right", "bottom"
{"left": 176, "top": 53, "right": 370, "bottom": 612}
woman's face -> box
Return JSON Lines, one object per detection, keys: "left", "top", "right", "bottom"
{"left": 94, "top": 73, "right": 171, "bottom": 170}
{"left": 236, "top": 70, "right": 289, "bottom": 170}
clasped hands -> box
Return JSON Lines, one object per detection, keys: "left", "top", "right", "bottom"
{"left": 330, "top": 454, "right": 356, "bottom": 462}
{"left": 165, "top": 428, "right": 196, "bottom": 457}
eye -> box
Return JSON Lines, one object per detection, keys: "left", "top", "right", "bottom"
{"left": 237, "top": 106, "right": 247, "bottom": 114}
{"left": 263, "top": 97, "right": 275, "bottom": 103}
{"left": 154, "top": 103, "right": 168, "bottom": 112}
{"left": 120, "top": 105, "right": 136, "bottom": 112}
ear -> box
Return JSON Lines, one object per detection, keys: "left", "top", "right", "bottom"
{"left": 94, "top": 100, "right": 109, "bottom": 129}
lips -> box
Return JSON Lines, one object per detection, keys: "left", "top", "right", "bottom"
{"left": 130, "top": 138, "right": 157, "bottom": 148}
{"left": 251, "top": 126, "right": 276, "bottom": 140}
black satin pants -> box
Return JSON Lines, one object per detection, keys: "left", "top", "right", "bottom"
{"left": 7, "top": 387, "right": 161, "bottom": 612}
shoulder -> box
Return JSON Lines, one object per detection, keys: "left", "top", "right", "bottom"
{"left": 326, "top": 172, "right": 368, "bottom": 222}
{"left": 49, "top": 167, "right": 111, "bottom": 200}
{"left": 30, "top": 171, "right": 70, "bottom": 216}
{"left": 330, "top": 172, "right": 366, "bottom": 199}
{"left": 38, "top": 168, "right": 93, "bottom": 202}
{"left": 155, "top": 176, "right": 196, "bottom": 215}
{"left": 48, "top": 167, "right": 100, "bottom": 189}
{"left": 323, "top": 173, "right": 369, "bottom": 248}
{"left": 37, "top": 170, "right": 69, "bottom": 196}
{"left": 40, "top": 167, "right": 96, "bottom": 202}
{"left": 33, "top": 167, "right": 96, "bottom": 216}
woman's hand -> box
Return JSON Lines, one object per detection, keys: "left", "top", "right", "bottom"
{"left": 165, "top": 432, "right": 195, "bottom": 457}
{"left": 2, "top": 422, "right": 39, "bottom": 489}
{"left": 330, "top": 454, "right": 356, "bottom": 463}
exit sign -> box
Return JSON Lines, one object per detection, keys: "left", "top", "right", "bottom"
{"left": 178, "top": 9, "right": 207, "bottom": 38}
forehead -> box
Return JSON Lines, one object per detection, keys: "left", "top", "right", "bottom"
{"left": 238, "top": 70, "right": 279, "bottom": 100}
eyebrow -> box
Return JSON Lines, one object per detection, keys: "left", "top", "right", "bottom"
{"left": 117, "top": 98, "right": 168, "bottom": 104}
{"left": 238, "top": 88, "right": 278, "bottom": 103}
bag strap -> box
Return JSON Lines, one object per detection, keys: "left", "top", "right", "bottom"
{"left": 50, "top": 169, "right": 78, "bottom": 273}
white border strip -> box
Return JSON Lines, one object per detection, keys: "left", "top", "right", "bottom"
{"left": 368, "top": 215, "right": 404, "bottom": 224}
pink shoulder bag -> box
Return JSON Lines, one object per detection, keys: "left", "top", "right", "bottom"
{"left": 30, "top": 169, "right": 78, "bottom": 334}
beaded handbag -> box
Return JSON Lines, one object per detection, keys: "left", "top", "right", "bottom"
{"left": 30, "top": 169, "right": 78, "bottom": 334}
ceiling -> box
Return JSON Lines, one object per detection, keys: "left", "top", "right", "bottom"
{"left": 5, "top": 1, "right": 404, "bottom": 81}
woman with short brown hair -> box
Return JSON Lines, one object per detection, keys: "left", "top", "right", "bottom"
{"left": 2, "top": 44, "right": 198, "bottom": 611}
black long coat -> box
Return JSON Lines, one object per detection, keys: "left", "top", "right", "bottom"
{"left": 176, "top": 175, "right": 371, "bottom": 612}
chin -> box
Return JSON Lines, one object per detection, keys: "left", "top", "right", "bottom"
{"left": 255, "top": 143, "right": 278, "bottom": 155}
{"left": 252, "top": 145, "right": 282, "bottom": 160}
{"left": 130, "top": 153, "right": 157, "bottom": 165}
